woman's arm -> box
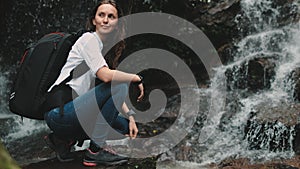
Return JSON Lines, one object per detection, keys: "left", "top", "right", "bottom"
{"left": 96, "top": 66, "right": 144, "bottom": 102}
{"left": 122, "top": 103, "right": 138, "bottom": 139}
{"left": 96, "top": 66, "right": 141, "bottom": 83}
{"left": 97, "top": 66, "right": 142, "bottom": 139}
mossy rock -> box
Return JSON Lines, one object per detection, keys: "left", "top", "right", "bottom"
{"left": 0, "top": 141, "right": 20, "bottom": 169}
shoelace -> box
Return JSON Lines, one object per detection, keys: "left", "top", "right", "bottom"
{"left": 102, "top": 145, "right": 117, "bottom": 155}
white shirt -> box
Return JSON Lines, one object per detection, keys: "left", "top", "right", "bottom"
{"left": 48, "top": 32, "right": 108, "bottom": 96}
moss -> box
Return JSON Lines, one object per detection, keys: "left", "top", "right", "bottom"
{"left": 0, "top": 141, "right": 20, "bottom": 169}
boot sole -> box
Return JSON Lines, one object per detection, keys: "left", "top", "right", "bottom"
{"left": 83, "top": 159, "right": 128, "bottom": 166}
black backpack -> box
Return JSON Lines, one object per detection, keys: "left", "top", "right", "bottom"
{"left": 9, "top": 30, "right": 85, "bottom": 120}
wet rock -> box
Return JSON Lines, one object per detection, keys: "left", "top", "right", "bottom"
{"left": 157, "top": 155, "right": 300, "bottom": 169}
{"left": 226, "top": 63, "right": 248, "bottom": 91}
{"left": 287, "top": 68, "right": 300, "bottom": 102}
{"left": 216, "top": 157, "right": 300, "bottom": 169}
{"left": 0, "top": 117, "right": 16, "bottom": 138}
{"left": 235, "top": 0, "right": 299, "bottom": 38}
{"left": 244, "top": 102, "right": 300, "bottom": 152}
{"left": 22, "top": 153, "right": 158, "bottom": 169}
{"left": 207, "top": 0, "right": 240, "bottom": 15}
{"left": 219, "top": 91, "right": 243, "bottom": 129}
{"left": 245, "top": 120, "right": 294, "bottom": 152}
{"left": 218, "top": 157, "right": 250, "bottom": 168}
{"left": 157, "top": 160, "right": 211, "bottom": 169}
{"left": 6, "top": 130, "right": 53, "bottom": 166}
{"left": 191, "top": 0, "right": 241, "bottom": 49}
{"left": 217, "top": 43, "right": 237, "bottom": 65}
{"left": 247, "top": 58, "right": 276, "bottom": 91}
{"left": 226, "top": 56, "right": 277, "bottom": 93}
{"left": 275, "top": 0, "right": 300, "bottom": 26}
{"left": 254, "top": 103, "right": 300, "bottom": 125}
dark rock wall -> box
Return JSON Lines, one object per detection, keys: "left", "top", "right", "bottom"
{"left": 0, "top": 0, "right": 240, "bottom": 78}
{"left": 1, "top": 0, "right": 94, "bottom": 66}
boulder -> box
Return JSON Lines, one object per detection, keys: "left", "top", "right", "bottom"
{"left": 191, "top": 0, "right": 241, "bottom": 49}
{"left": 226, "top": 56, "right": 277, "bottom": 93}
{"left": 245, "top": 102, "right": 300, "bottom": 152}
{"left": 287, "top": 68, "right": 300, "bottom": 102}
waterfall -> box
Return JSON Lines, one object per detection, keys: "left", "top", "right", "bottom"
{"left": 190, "top": 0, "right": 300, "bottom": 165}
{"left": 0, "top": 67, "right": 48, "bottom": 145}
{"left": 0, "top": 69, "right": 10, "bottom": 118}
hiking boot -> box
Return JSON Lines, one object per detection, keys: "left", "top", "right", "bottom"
{"left": 44, "top": 133, "right": 76, "bottom": 162}
{"left": 83, "top": 147, "right": 128, "bottom": 166}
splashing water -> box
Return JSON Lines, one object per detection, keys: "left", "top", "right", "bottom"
{"left": 191, "top": 0, "right": 300, "bottom": 166}
{"left": 0, "top": 69, "right": 48, "bottom": 144}
{"left": 0, "top": 70, "right": 11, "bottom": 116}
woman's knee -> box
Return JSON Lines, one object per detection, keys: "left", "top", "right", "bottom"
{"left": 95, "top": 82, "right": 128, "bottom": 95}
{"left": 112, "top": 83, "right": 128, "bottom": 97}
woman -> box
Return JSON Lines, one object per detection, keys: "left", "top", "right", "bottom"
{"left": 43, "top": 0, "right": 144, "bottom": 166}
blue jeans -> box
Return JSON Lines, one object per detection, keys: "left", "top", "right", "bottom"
{"left": 44, "top": 83, "right": 129, "bottom": 146}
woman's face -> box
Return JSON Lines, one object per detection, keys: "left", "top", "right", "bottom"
{"left": 93, "top": 4, "right": 118, "bottom": 38}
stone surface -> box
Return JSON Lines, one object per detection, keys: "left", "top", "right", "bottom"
{"left": 288, "top": 68, "right": 300, "bottom": 102}
{"left": 245, "top": 102, "right": 300, "bottom": 152}
{"left": 226, "top": 56, "right": 277, "bottom": 92}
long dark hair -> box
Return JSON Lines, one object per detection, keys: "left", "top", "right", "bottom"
{"left": 86, "top": 0, "right": 125, "bottom": 69}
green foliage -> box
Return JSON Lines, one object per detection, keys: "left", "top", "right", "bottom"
{"left": 0, "top": 142, "right": 20, "bottom": 169}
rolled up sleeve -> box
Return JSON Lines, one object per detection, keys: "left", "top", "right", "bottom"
{"left": 79, "top": 33, "right": 108, "bottom": 76}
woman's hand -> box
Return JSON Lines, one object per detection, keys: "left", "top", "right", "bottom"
{"left": 128, "top": 116, "right": 138, "bottom": 139}
{"left": 137, "top": 83, "right": 144, "bottom": 102}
